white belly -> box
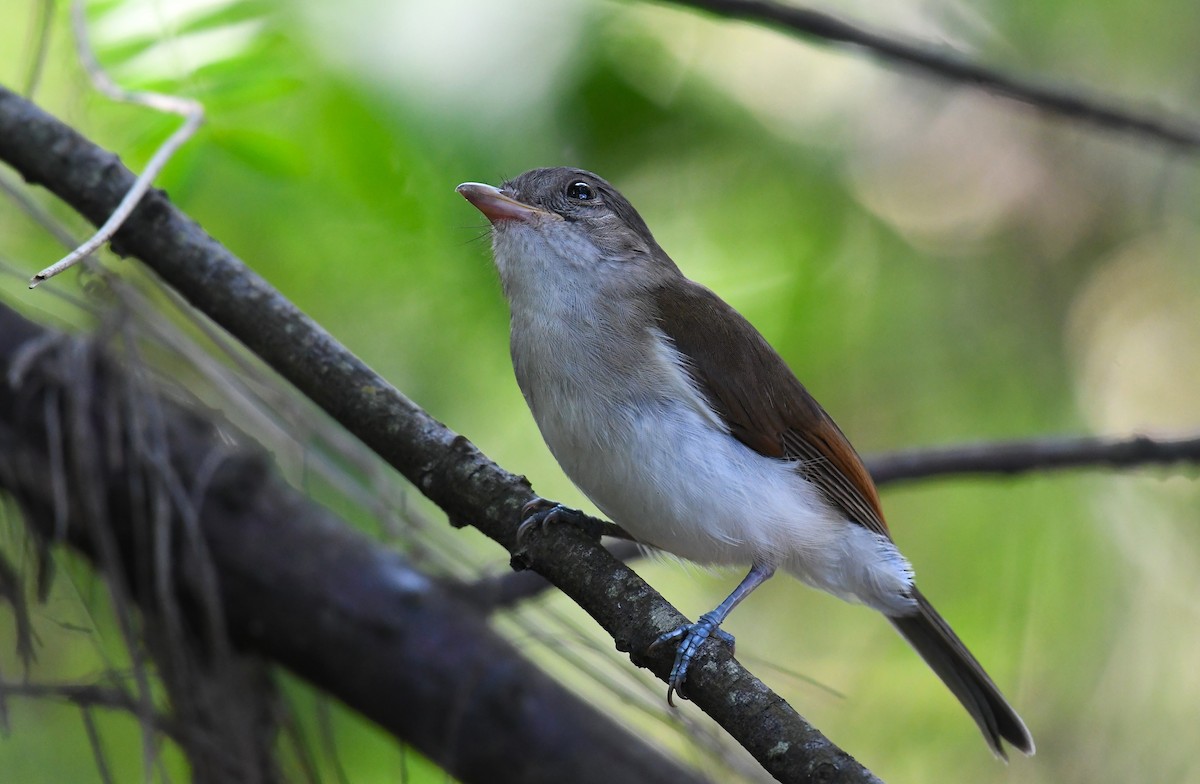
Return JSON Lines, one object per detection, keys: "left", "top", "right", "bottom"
{"left": 544, "top": 392, "right": 841, "bottom": 565}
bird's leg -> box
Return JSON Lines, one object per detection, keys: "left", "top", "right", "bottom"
{"left": 517, "top": 496, "right": 634, "bottom": 544}
{"left": 651, "top": 561, "right": 777, "bottom": 705}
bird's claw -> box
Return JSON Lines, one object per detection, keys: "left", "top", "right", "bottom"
{"left": 650, "top": 613, "right": 735, "bottom": 705}
{"left": 517, "top": 497, "right": 590, "bottom": 544}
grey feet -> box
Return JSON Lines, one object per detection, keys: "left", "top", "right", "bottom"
{"left": 650, "top": 612, "right": 736, "bottom": 705}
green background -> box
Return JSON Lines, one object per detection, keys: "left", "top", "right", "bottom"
{"left": 2, "top": 0, "right": 1199, "bottom": 782}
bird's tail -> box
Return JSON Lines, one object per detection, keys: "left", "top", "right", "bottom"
{"left": 889, "top": 588, "right": 1035, "bottom": 759}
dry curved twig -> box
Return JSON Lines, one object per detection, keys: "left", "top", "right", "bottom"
{"left": 29, "top": 0, "right": 203, "bottom": 288}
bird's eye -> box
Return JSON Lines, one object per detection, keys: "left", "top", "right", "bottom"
{"left": 566, "top": 181, "right": 594, "bottom": 201}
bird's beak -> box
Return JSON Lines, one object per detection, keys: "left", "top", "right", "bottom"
{"left": 456, "top": 183, "right": 553, "bottom": 224}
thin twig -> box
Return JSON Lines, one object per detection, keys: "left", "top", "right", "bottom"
{"left": 1, "top": 680, "right": 183, "bottom": 742}
{"left": 29, "top": 0, "right": 203, "bottom": 288}
{"left": 867, "top": 432, "right": 1200, "bottom": 485}
{"left": 22, "top": 0, "right": 56, "bottom": 97}
{"left": 81, "top": 707, "right": 118, "bottom": 784}
{"left": 0, "top": 170, "right": 78, "bottom": 247}
{"left": 661, "top": 0, "right": 1200, "bottom": 150}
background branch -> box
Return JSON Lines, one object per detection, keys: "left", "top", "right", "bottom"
{"left": 868, "top": 433, "right": 1200, "bottom": 485}
{"left": 663, "top": 0, "right": 1200, "bottom": 150}
{"left": 0, "top": 84, "right": 880, "bottom": 784}
{"left": 0, "top": 301, "right": 710, "bottom": 784}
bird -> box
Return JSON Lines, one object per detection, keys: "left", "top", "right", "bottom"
{"left": 456, "top": 167, "right": 1034, "bottom": 758}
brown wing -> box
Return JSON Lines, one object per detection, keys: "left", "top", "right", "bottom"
{"left": 653, "top": 280, "right": 892, "bottom": 540}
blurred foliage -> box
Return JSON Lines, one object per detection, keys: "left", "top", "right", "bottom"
{"left": 1, "top": 0, "right": 1199, "bottom": 782}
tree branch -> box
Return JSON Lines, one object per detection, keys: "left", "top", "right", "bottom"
{"left": 867, "top": 433, "right": 1200, "bottom": 485}
{"left": 660, "top": 0, "right": 1200, "bottom": 150}
{"left": 0, "top": 84, "right": 879, "bottom": 783}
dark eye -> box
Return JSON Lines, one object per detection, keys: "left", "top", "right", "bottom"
{"left": 566, "top": 181, "right": 594, "bottom": 201}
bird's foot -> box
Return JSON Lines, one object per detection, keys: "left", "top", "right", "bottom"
{"left": 650, "top": 612, "right": 736, "bottom": 705}
{"left": 517, "top": 497, "right": 606, "bottom": 544}
{"left": 516, "top": 499, "right": 590, "bottom": 540}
